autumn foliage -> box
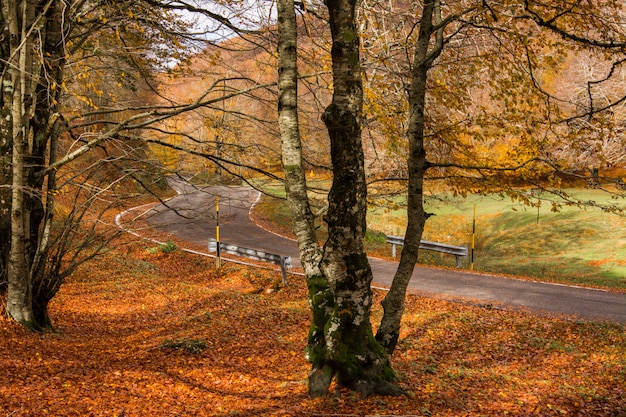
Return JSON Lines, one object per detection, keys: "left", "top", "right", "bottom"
{"left": 1, "top": 231, "right": 624, "bottom": 416}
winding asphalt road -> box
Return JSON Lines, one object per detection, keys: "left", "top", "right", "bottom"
{"left": 146, "top": 183, "right": 626, "bottom": 324}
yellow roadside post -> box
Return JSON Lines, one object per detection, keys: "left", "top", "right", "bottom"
{"left": 471, "top": 203, "right": 476, "bottom": 270}
{"left": 216, "top": 196, "right": 221, "bottom": 270}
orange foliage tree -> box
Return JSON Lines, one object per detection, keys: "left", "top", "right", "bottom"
{"left": 369, "top": 0, "right": 626, "bottom": 366}
{"left": 0, "top": 0, "right": 232, "bottom": 330}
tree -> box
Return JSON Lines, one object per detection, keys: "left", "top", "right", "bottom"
{"left": 378, "top": 0, "right": 626, "bottom": 350}
{"left": 276, "top": 0, "right": 334, "bottom": 396}
{"left": 278, "top": 0, "right": 400, "bottom": 397}
{"left": 278, "top": 0, "right": 626, "bottom": 397}
{"left": 0, "top": 0, "right": 212, "bottom": 330}
{"left": 374, "top": 0, "right": 445, "bottom": 354}
{"left": 2, "top": 0, "right": 60, "bottom": 327}
{"left": 320, "top": 0, "right": 402, "bottom": 395}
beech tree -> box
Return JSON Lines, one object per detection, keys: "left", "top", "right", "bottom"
{"left": 1, "top": 0, "right": 69, "bottom": 327}
{"left": 369, "top": 0, "right": 626, "bottom": 354}
{"left": 0, "top": 0, "right": 230, "bottom": 330}
{"left": 276, "top": 0, "right": 333, "bottom": 396}
{"left": 278, "top": 0, "right": 400, "bottom": 397}
{"left": 278, "top": 0, "right": 625, "bottom": 397}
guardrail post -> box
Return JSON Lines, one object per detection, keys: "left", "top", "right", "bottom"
{"left": 280, "top": 257, "right": 289, "bottom": 286}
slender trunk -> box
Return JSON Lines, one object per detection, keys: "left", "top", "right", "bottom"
{"left": 0, "top": 1, "right": 13, "bottom": 299}
{"left": 276, "top": 0, "right": 334, "bottom": 396}
{"left": 5, "top": 0, "right": 38, "bottom": 327}
{"left": 7, "top": 113, "right": 33, "bottom": 325}
{"left": 0, "top": 105, "right": 11, "bottom": 296}
{"left": 376, "top": 0, "right": 443, "bottom": 354}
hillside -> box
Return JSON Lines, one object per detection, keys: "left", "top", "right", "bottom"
{"left": 145, "top": 5, "right": 625, "bottom": 195}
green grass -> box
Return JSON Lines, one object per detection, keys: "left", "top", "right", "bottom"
{"left": 469, "top": 208, "right": 626, "bottom": 288}
{"left": 255, "top": 184, "right": 626, "bottom": 290}
{"left": 363, "top": 188, "right": 626, "bottom": 289}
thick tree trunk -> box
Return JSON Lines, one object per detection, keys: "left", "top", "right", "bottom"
{"left": 4, "top": 0, "right": 43, "bottom": 329}
{"left": 317, "top": 0, "right": 399, "bottom": 397}
{"left": 30, "top": 0, "right": 66, "bottom": 330}
{"left": 276, "top": 0, "right": 335, "bottom": 396}
{"left": 376, "top": 0, "right": 443, "bottom": 354}
{"left": 278, "top": 0, "right": 401, "bottom": 397}
{"left": 1, "top": 0, "right": 66, "bottom": 329}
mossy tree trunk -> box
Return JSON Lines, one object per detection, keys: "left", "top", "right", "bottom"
{"left": 277, "top": 0, "right": 400, "bottom": 397}
{"left": 317, "top": 0, "right": 399, "bottom": 397}
{"left": 276, "top": 0, "right": 335, "bottom": 396}
{"left": 276, "top": 0, "right": 626, "bottom": 397}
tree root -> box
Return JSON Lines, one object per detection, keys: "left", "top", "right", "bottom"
{"left": 309, "top": 368, "right": 408, "bottom": 399}
{"left": 308, "top": 365, "right": 335, "bottom": 398}
{"left": 351, "top": 379, "right": 407, "bottom": 399}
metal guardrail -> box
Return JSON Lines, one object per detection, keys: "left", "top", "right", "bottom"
{"left": 208, "top": 238, "right": 292, "bottom": 285}
{"left": 386, "top": 235, "right": 468, "bottom": 268}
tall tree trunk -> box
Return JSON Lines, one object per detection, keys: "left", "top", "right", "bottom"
{"left": 0, "top": 0, "right": 13, "bottom": 300}
{"left": 30, "top": 0, "right": 66, "bottom": 329}
{"left": 1, "top": 0, "right": 65, "bottom": 329}
{"left": 376, "top": 0, "right": 443, "bottom": 354}
{"left": 277, "top": 0, "right": 403, "bottom": 397}
{"left": 276, "top": 0, "right": 334, "bottom": 396}
{"left": 4, "top": 0, "right": 38, "bottom": 327}
{"left": 317, "top": 0, "right": 399, "bottom": 397}
{"left": 0, "top": 99, "right": 11, "bottom": 296}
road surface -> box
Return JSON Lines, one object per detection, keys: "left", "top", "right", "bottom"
{"left": 145, "top": 183, "right": 626, "bottom": 324}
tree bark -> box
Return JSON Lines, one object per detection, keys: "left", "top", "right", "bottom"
{"left": 375, "top": 0, "right": 443, "bottom": 354}
{"left": 317, "top": 0, "right": 399, "bottom": 397}
{"left": 29, "top": 0, "right": 67, "bottom": 329}
{"left": 2, "top": 0, "right": 63, "bottom": 329}
{"left": 276, "top": 0, "right": 335, "bottom": 396}
{"left": 0, "top": 74, "right": 11, "bottom": 296}
{"left": 277, "top": 0, "right": 401, "bottom": 397}
{"left": 4, "top": 0, "right": 38, "bottom": 327}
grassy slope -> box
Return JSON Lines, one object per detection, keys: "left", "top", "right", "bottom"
{"left": 255, "top": 185, "right": 626, "bottom": 290}
{"left": 1, "top": 236, "right": 624, "bottom": 416}
{"left": 398, "top": 190, "right": 626, "bottom": 290}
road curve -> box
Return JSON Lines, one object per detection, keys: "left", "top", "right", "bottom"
{"left": 145, "top": 184, "right": 626, "bottom": 324}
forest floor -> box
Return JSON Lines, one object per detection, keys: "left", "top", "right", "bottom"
{"left": 1, "top": 232, "right": 625, "bottom": 417}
